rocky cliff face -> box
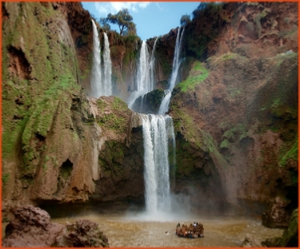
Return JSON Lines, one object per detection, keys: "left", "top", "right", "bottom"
{"left": 169, "top": 2, "right": 298, "bottom": 215}
{"left": 2, "top": 2, "right": 145, "bottom": 217}
{"left": 2, "top": 2, "right": 298, "bottom": 222}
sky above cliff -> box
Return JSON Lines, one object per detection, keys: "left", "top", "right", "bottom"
{"left": 81, "top": 2, "right": 200, "bottom": 40}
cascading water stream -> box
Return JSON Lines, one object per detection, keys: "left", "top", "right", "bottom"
{"left": 142, "top": 114, "right": 175, "bottom": 216}
{"left": 88, "top": 21, "right": 181, "bottom": 217}
{"left": 124, "top": 38, "right": 180, "bottom": 218}
{"left": 90, "top": 19, "right": 101, "bottom": 98}
{"left": 149, "top": 37, "right": 158, "bottom": 91}
{"left": 158, "top": 27, "right": 185, "bottom": 115}
{"left": 127, "top": 41, "right": 151, "bottom": 109}
{"left": 102, "top": 32, "right": 112, "bottom": 96}
{"left": 137, "top": 41, "right": 151, "bottom": 93}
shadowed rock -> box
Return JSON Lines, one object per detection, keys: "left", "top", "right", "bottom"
{"left": 262, "top": 196, "right": 291, "bottom": 228}
{"left": 55, "top": 219, "right": 109, "bottom": 247}
{"left": 2, "top": 205, "right": 109, "bottom": 248}
{"left": 2, "top": 205, "right": 64, "bottom": 247}
{"left": 262, "top": 208, "right": 298, "bottom": 247}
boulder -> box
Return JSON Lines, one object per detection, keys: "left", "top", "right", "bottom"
{"left": 55, "top": 219, "right": 109, "bottom": 247}
{"left": 262, "top": 208, "right": 298, "bottom": 247}
{"left": 2, "top": 205, "right": 109, "bottom": 248}
{"left": 262, "top": 196, "right": 291, "bottom": 228}
{"left": 2, "top": 205, "right": 64, "bottom": 247}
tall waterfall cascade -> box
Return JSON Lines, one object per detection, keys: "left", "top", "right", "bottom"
{"left": 89, "top": 24, "right": 182, "bottom": 217}
{"left": 102, "top": 32, "right": 112, "bottom": 96}
{"left": 90, "top": 21, "right": 112, "bottom": 98}
{"left": 90, "top": 19, "right": 102, "bottom": 98}
{"left": 158, "top": 27, "right": 185, "bottom": 115}
{"left": 142, "top": 114, "right": 176, "bottom": 216}
{"left": 127, "top": 36, "right": 185, "bottom": 218}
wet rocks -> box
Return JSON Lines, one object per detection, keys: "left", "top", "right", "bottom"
{"left": 262, "top": 208, "right": 298, "bottom": 247}
{"left": 131, "top": 89, "right": 165, "bottom": 114}
{"left": 55, "top": 220, "right": 109, "bottom": 247}
{"left": 262, "top": 196, "right": 291, "bottom": 228}
{"left": 2, "top": 205, "right": 109, "bottom": 248}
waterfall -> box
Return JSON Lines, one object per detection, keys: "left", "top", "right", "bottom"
{"left": 89, "top": 21, "right": 112, "bottom": 98}
{"left": 129, "top": 37, "right": 178, "bottom": 218}
{"left": 142, "top": 114, "right": 175, "bottom": 215}
{"left": 158, "top": 27, "right": 185, "bottom": 115}
{"left": 149, "top": 37, "right": 158, "bottom": 90}
{"left": 128, "top": 41, "right": 151, "bottom": 109}
{"left": 158, "top": 91, "right": 171, "bottom": 115}
{"left": 102, "top": 32, "right": 112, "bottom": 96}
{"left": 166, "top": 116, "right": 176, "bottom": 190}
{"left": 169, "top": 27, "right": 185, "bottom": 90}
{"left": 137, "top": 41, "right": 151, "bottom": 93}
{"left": 90, "top": 19, "right": 101, "bottom": 98}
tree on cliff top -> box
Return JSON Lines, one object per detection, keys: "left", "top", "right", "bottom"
{"left": 180, "top": 14, "right": 191, "bottom": 26}
{"left": 103, "top": 8, "right": 136, "bottom": 36}
{"left": 99, "top": 17, "right": 111, "bottom": 31}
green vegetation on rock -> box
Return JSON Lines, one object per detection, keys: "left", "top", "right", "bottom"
{"left": 96, "top": 97, "right": 131, "bottom": 134}
{"left": 220, "top": 139, "right": 230, "bottom": 149}
{"left": 281, "top": 208, "right": 298, "bottom": 246}
{"left": 279, "top": 139, "right": 298, "bottom": 168}
{"left": 2, "top": 2, "right": 80, "bottom": 178}
{"left": 207, "top": 52, "right": 248, "bottom": 67}
{"left": 176, "top": 61, "right": 209, "bottom": 92}
{"left": 2, "top": 173, "right": 10, "bottom": 185}
{"left": 262, "top": 208, "right": 298, "bottom": 247}
{"left": 97, "top": 114, "right": 126, "bottom": 133}
{"left": 222, "top": 123, "right": 248, "bottom": 143}
{"left": 112, "top": 97, "right": 128, "bottom": 112}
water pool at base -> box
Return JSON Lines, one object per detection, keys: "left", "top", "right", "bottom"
{"left": 52, "top": 212, "right": 283, "bottom": 247}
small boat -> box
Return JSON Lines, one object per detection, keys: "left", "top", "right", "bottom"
{"left": 175, "top": 222, "right": 204, "bottom": 238}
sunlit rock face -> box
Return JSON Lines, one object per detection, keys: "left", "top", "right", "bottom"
{"left": 168, "top": 2, "right": 298, "bottom": 217}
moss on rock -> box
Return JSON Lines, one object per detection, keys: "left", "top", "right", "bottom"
{"left": 262, "top": 208, "right": 298, "bottom": 247}
{"left": 176, "top": 61, "right": 209, "bottom": 93}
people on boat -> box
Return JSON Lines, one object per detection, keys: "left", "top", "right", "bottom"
{"left": 175, "top": 222, "right": 204, "bottom": 238}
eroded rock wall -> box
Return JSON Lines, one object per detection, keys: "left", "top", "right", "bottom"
{"left": 2, "top": 2, "right": 145, "bottom": 217}
{"left": 169, "top": 2, "right": 298, "bottom": 214}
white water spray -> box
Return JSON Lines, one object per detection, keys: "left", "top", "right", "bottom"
{"left": 128, "top": 41, "right": 151, "bottom": 109}
{"left": 137, "top": 41, "right": 151, "bottom": 93}
{"left": 158, "top": 27, "right": 185, "bottom": 115}
{"left": 150, "top": 37, "right": 158, "bottom": 90}
{"left": 90, "top": 19, "right": 101, "bottom": 98}
{"left": 142, "top": 114, "right": 176, "bottom": 216}
{"left": 102, "top": 32, "right": 112, "bottom": 96}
